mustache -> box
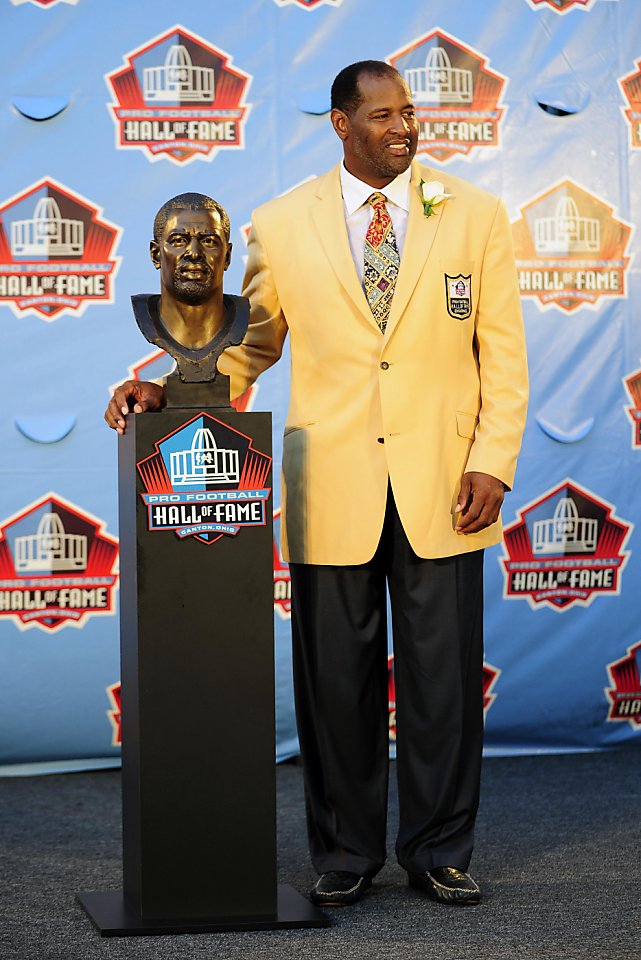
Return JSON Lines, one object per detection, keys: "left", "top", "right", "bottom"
{"left": 177, "top": 259, "right": 212, "bottom": 276}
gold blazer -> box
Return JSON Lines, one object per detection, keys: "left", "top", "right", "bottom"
{"left": 219, "top": 161, "right": 528, "bottom": 565}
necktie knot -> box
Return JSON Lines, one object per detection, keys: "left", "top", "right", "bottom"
{"left": 367, "top": 191, "right": 388, "bottom": 210}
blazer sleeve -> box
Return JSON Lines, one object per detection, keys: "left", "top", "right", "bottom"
{"left": 217, "top": 209, "right": 289, "bottom": 400}
{"left": 464, "top": 198, "right": 528, "bottom": 489}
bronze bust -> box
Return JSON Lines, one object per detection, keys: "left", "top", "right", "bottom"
{"left": 133, "top": 192, "right": 248, "bottom": 407}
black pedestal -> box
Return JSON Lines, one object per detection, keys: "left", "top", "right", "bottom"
{"left": 77, "top": 885, "right": 328, "bottom": 936}
{"left": 78, "top": 406, "right": 327, "bottom": 934}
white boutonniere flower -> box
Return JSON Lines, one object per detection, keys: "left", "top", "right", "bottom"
{"left": 419, "top": 179, "right": 453, "bottom": 218}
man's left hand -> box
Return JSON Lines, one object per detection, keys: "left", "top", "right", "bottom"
{"left": 455, "top": 471, "right": 506, "bottom": 535}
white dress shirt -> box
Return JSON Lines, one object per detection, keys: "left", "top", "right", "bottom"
{"left": 339, "top": 163, "right": 412, "bottom": 284}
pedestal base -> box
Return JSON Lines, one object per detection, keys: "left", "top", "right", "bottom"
{"left": 77, "top": 884, "right": 329, "bottom": 937}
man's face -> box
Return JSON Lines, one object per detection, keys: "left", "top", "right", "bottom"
{"left": 332, "top": 72, "right": 419, "bottom": 188}
{"left": 150, "top": 207, "right": 231, "bottom": 305}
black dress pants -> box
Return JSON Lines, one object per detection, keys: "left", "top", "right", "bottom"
{"left": 290, "top": 486, "right": 484, "bottom": 878}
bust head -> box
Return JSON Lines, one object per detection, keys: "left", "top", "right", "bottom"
{"left": 132, "top": 193, "right": 247, "bottom": 395}
{"left": 150, "top": 192, "right": 232, "bottom": 308}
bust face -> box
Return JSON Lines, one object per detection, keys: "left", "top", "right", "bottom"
{"left": 150, "top": 207, "right": 232, "bottom": 306}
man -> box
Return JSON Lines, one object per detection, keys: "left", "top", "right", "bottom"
{"left": 106, "top": 61, "right": 528, "bottom": 909}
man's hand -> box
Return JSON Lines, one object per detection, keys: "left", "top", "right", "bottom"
{"left": 104, "top": 380, "right": 166, "bottom": 435}
{"left": 455, "top": 471, "right": 506, "bottom": 535}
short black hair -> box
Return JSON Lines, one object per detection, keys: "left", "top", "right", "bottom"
{"left": 330, "top": 60, "right": 403, "bottom": 115}
{"left": 153, "top": 193, "right": 230, "bottom": 242}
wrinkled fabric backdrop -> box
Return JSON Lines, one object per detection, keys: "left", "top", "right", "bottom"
{"left": 1, "top": 0, "right": 640, "bottom": 773}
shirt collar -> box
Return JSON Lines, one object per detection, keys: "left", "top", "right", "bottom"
{"left": 340, "top": 162, "right": 412, "bottom": 216}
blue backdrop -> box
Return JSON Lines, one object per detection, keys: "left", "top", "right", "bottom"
{"left": 1, "top": 0, "right": 640, "bottom": 773}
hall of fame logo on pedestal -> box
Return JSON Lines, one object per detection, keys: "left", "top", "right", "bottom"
{"left": 106, "top": 25, "right": 252, "bottom": 165}
{"left": 388, "top": 29, "right": 507, "bottom": 164}
{"left": 605, "top": 642, "right": 641, "bottom": 729}
{"left": 0, "top": 178, "right": 121, "bottom": 321}
{"left": 619, "top": 57, "right": 641, "bottom": 149}
{"left": 0, "top": 494, "right": 118, "bottom": 632}
{"left": 501, "top": 480, "right": 631, "bottom": 612}
{"left": 137, "top": 412, "right": 271, "bottom": 544}
{"left": 623, "top": 364, "right": 641, "bottom": 448}
{"left": 512, "top": 179, "right": 632, "bottom": 313}
{"left": 524, "top": 0, "right": 597, "bottom": 13}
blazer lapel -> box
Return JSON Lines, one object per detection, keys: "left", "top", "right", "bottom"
{"left": 310, "top": 165, "right": 377, "bottom": 328}
{"left": 384, "top": 163, "right": 445, "bottom": 341}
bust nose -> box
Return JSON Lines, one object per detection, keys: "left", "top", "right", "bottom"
{"left": 184, "top": 236, "right": 203, "bottom": 258}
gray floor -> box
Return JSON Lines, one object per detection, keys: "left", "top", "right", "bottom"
{"left": 0, "top": 750, "right": 639, "bottom": 960}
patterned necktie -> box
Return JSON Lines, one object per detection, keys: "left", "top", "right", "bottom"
{"left": 363, "top": 192, "right": 400, "bottom": 334}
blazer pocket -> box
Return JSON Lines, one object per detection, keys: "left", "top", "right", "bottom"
{"left": 456, "top": 411, "right": 479, "bottom": 440}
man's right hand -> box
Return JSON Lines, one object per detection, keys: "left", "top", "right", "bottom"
{"left": 104, "top": 380, "right": 166, "bottom": 435}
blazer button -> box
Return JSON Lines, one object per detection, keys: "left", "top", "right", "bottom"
{"left": 377, "top": 437, "right": 385, "bottom": 443}
{"left": 380, "top": 361, "right": 389, "bottom": 370}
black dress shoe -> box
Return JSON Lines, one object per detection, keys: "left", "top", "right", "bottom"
{"left": 309, "top": 871, "right": 372, "bottom": 906}
{"left": 409, "top": 867, "right": 481, "bottom": 906}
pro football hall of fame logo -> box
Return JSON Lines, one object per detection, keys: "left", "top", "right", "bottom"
{"left": 512, "top": 179, "right": 632, "bottom": 312}
{"left": 0, "top": 178, "right": 121, "bottom": 321}
{"left": 106, "top": 25, "right": 252, "bottom": 164}
{"left": 137, "top": 412, "right": 272, "bottom": 545}
{"left": 0, "top": 494, "right": 118, "bottom": 632}
{"left": 501, "top": 480, "right": 632, "bottom": 612}
{"left": 605, "top": 642, "right": 641, "bottom": 729}
{"left": 389, "top": 28, "right": 506, "bottom": 164}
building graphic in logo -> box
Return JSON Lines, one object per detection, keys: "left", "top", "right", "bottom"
{"left": 272, "top": 0, "right": 342, "bottom": 7}
{"left": 623, "top": 364, "right": 641, "bottom": 448}
{"left": 388, "top": 29, "right": 507, "bottom": 164}
{"left": 272, "top": 507, "right": 291, "bottom": 619}
{"left": 0, "top": 493, "right": 118, "bottom": 632}
{"left": 501, "top": 480, "right": 631, "bottom": 611}
{"left": 483, "top": 663, "right": 500, "bottom": 718}
{"left": 0, "top": 178, "right": 121, "bottom": 321}
{"left": 106, "top": 682, "right": 122, "bottom": 746}
{"left": 524, "top": 0, "right": 597, "bottom": 12}
{"left": 606, "top": 642, "right": 641, "bottom": 729}
{"left": 512, "top": 179, "right": 632, "bottom": 312}
{"left": 106, "top": 25, "right": 252, "bottom": 165}
{"left": 619, "top": 57, "right": 641, "bottom": 149}
{"left": 137, "top": 412, "right": 271, "bottom": 544}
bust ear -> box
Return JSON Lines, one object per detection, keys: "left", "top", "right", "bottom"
{"left": 149, "top": 240, "right": 161, "bottom": 270}
{"left": 224, "top": 241, "right": 232, "bottom": 270}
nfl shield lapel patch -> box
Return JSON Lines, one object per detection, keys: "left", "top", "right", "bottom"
{"left": 445, "top": 273, "right": 472, "bottom": 320}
